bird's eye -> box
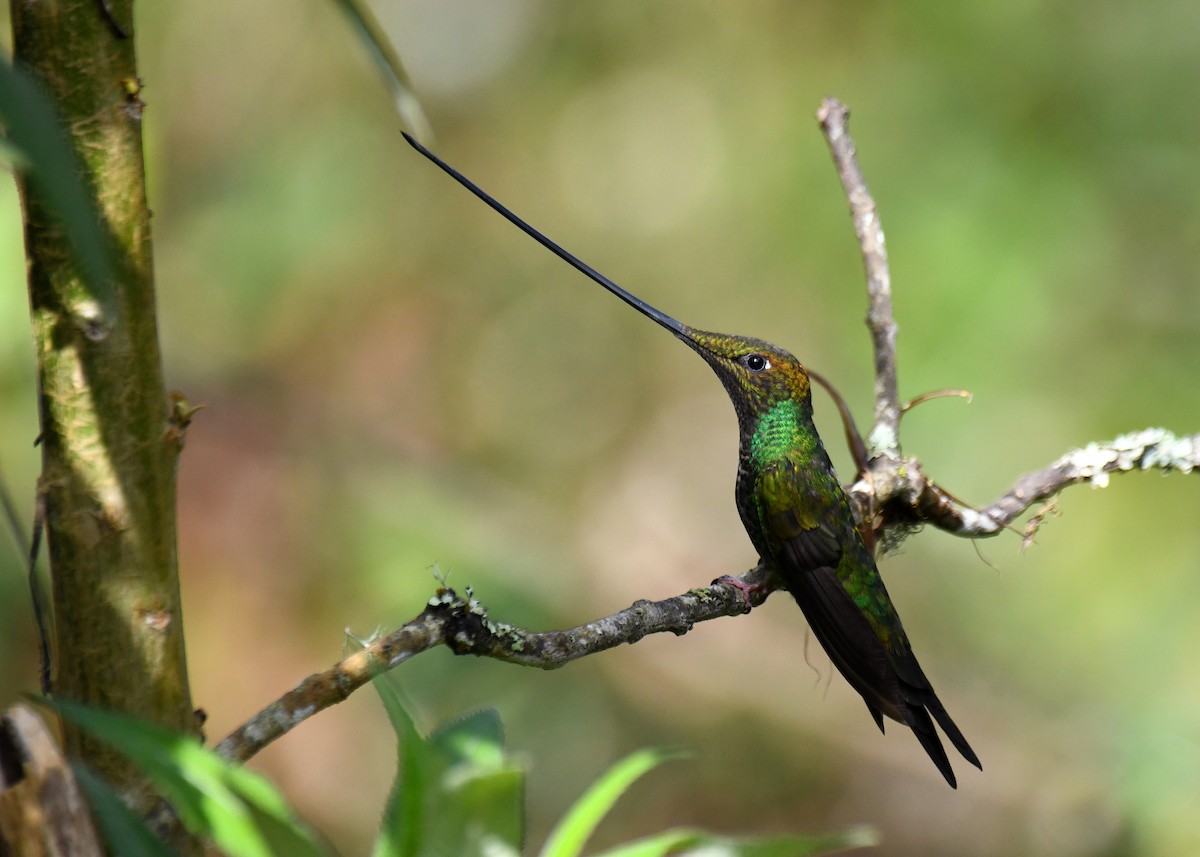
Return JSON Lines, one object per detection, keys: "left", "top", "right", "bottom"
{"left": 743, "top": 353, "right": 769, "bottom": 373}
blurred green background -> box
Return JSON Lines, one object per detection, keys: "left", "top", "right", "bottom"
{"left": 3, "top": 1, "right": 1199, "bottom": 854}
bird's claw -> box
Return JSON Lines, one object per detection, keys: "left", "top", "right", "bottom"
{"left": 712, "top": 574, "right": 762, "bottom": 613}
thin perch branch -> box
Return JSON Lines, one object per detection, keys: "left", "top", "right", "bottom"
{"left": 216, "top": 567, "right": 769, "bottom": 763}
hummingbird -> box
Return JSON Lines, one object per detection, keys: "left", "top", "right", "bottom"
{"left": 403, "top": 133, "right": 981, "bottom": 788}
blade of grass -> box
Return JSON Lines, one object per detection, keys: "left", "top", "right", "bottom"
{"left": 539, "top": 748, "right": 686, "bottom": 857}
{"left": 329, "top": 0, "right": 434, "bottom": 142}
{"left": 50, "top": 698, "right": 329, "bottom": 857}
{"left": 0, "top": 57, "right": 116, "bottom": 306}
{"left": 370, "top": 675, "right": 430, "bottom": 857}
{"left": 593, "top": 825, "right": 880, "bottom": 857}
{"left": 73, "top": 765, "right": 178, "bottom": 857}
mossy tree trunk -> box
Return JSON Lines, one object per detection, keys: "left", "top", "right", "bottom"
{"left": 9, "top": 0, "right": 198, "bottom": 846}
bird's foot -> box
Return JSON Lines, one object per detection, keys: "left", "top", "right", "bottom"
{"left": 712, "top": 574, "right": 767, "bottom": 613}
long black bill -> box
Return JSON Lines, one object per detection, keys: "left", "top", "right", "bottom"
{"left": 403, "top": 132, "right": 690, "bottom": 338}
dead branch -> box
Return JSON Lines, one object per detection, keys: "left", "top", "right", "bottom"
{"left": 215, "top": 99, "right": 1196, "bottom": 766}
{"left": 215, "top": 568, "right": 766, "bottom": 763}
{"left": 911, "top": 428, "right": 1198, "bottom": 538}
{"left": 817, "top": 97, "right": 900, "bottom": 458}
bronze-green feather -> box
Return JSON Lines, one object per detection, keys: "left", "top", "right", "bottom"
{"left": 684, "top": 331, "right": 980, "bottom": 787}
{"left": 404, "top": 133, "right": 981, "bottom": 787}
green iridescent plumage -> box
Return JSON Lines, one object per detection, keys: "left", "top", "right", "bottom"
{"left": 684, "top": 332, "right": 980, "bottom": 787}
{"left": 405, "top": 133, "right": 981, "bottom": 787}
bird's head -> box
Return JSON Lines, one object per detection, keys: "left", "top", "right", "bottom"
{"left": 401, "top": 133, "right": 815, "bottom": 429}
{"left": 680, "top": 330, "right": 813, "bottom": 432}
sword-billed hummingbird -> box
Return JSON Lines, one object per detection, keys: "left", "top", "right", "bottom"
{"left": 404, "top": 133, "right": 980, "bottom": 787}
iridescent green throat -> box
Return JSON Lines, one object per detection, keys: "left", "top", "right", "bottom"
{"left": 748, "top": 399, "right": 819, "bottom": 468}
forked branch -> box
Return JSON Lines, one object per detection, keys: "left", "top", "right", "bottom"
{"left": 216, "top": 99, "right": 1196, "bottom": 765}
{"left": 813, "top": 98, "right": 1198, "bottom": 545}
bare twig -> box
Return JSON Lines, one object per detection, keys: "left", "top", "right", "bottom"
{"left": 216, "top": 567, "right": 768, "bottom": 763}
{"left": 817, "top": 97, "right": 900, "bottom": 459}
{"left": 846, "top": 428, "right": 1199, "bottom": 549}
{"left": 902, "top": 389, "right": 973, "bottom": 412}
{"left": 812, "top": 101, "right": 1197, "bottom": 554}
{"left": 214, "top": 601, "right": 446, "bottom": 763}
{"left": 925, "top": 428, "right": 1199, "bottom": 536}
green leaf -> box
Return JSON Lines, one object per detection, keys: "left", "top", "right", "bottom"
{"left": 428, "top": 708, "right": 506, "bottom": 771}
{"left": 539, "top": 748, "right": 687, "bottom": 857}
{"left": 427, "top": 709, "right": 525, "bottom": 855}
{"left": 590, "top": 825, "right": 879, "bottom": 857}
{"left": 0, "top": 57, "right": 116, "bottom": 306}
{"left": 587, "top": 828, "right": 708, "bottom": 857}
{"left": 729, "top": 825, "right": 880, "bottom": 857}
{"left": 590, "top": 825, "right": 883, "bottom": 854}
{"left": 73, "top": 765, "right": 176, "bottom": 857}
{"left": 328, "top": 0, "right": 433, "bottom": 142}
{"left": 50, "top": 698, "right": 329, "bottom": 857}
{"left": 371, "top": 675, "right": 431, "bottom": 857}
{"left": 370, "top": 680, "right": 526, "bottom": 857}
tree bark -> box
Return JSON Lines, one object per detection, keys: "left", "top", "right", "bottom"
{"left": 9, "top": 0, "right": 197, "bottom": 843}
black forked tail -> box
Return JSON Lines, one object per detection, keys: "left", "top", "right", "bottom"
{"left": 924, "top": 695, "right": 982, "bottom": 770}
{"left": 899, "top": 679, "right": 982, "bottom": 788}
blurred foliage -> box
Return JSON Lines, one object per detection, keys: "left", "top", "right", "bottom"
{"left": 58, "top": 690, "right": 870, "bottom": 857}
{"left": 2, "top": 1, "right": 1198, "bottom": 855}
{"left": 57, "top": 697, "right": 328, "bottom": 857}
